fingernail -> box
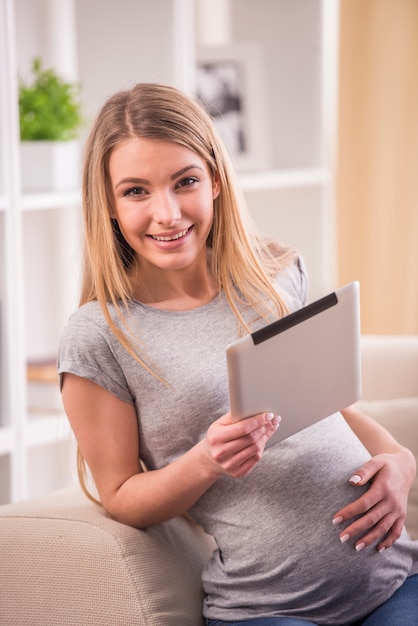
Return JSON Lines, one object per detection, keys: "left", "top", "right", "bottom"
{"left": 265, "top": 412, "right": 274, "bottom": 421}
{"left": 332, "top": 516, "right": 343, "bottom": 525}
{"left": 378, "top": 546, "right": 386, "bottom": 554}
{"left": 349, "top": 474, "right": 362, "bottom": 484}
{"left": 340, "top": 533, "right": 350, "bottom": 544}
{"left": 355, "top": 542, "right": 366, "bottom": 552}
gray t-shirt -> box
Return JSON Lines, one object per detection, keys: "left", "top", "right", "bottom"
{"left": 58, "top": 257, "right": 418, "bottom": 624}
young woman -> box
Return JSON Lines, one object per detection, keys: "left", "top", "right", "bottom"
{"left": 58, "top": 83, "right": 418, "bottom": 625}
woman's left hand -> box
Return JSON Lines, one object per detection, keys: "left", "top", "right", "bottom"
{"left": 332, "top": 449, "right": 415, "bottom": 553}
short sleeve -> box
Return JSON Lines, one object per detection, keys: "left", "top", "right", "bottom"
{"left": 57, "top": 307, "right": 134, "bottom": 405}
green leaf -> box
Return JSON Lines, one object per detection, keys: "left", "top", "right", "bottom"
{"left": 19, "top": 57, "right": 84, "bottom": 141}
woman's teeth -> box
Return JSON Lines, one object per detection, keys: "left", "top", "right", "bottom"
{"left": 151, "top": 228, "right": 189, "bottom": 242}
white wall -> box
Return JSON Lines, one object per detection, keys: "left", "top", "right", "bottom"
{"left": 75, "top": 0, "right": 178, "bottom": 122}
{"left": 232, "top": 0, "right": 322, "bottom": 170}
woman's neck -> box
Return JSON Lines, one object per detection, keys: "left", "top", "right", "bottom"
{"left": 130, "top": 253, "right": 218, "bottom": 311}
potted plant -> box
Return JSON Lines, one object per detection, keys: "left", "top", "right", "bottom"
{"left": 19, "top": 57, "right": 84, "bottom": 191}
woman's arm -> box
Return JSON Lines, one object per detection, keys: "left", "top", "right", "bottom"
{"left": 61, "top": 373, "right": 279, "bottom": 529}
{"left": 334, "top": 405, "right": 416, "bottom": 552}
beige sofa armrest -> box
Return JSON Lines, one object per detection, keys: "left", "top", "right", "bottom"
{"left": 360, "top": 334, "right": 418, "bottom": 400}
{"left": 0, "top": 487, "right": 215, "bottom": 626}
{"left": 358, "top": 335, "right": 418, "bottom": 540}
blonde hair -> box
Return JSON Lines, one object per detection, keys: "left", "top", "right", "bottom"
{"left": 76, "top": 82, "right": 296, "bottom": 500}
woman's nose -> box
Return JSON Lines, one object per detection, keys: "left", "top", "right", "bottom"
{"left": 153, "top": 191, "right": 181, "bottom": 226}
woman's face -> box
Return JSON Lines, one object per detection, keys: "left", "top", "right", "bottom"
{"left": 109, "top": 136, "right": 220, "bottom": 277}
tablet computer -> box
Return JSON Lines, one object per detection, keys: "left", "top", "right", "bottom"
{"left": 226, "top": 281, "right": 361, "bottom": 446}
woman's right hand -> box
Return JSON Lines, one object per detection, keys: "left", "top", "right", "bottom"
{"left": 203, "top": 411, "right": 280, "bottom": 478}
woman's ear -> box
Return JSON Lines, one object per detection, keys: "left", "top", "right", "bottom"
{"left": 212, "top": 172, "right": 220, "bottom": 200}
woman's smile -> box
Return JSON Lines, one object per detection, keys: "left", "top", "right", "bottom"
{"left": 148, "top": 225, "right": 194, "bottom": 244}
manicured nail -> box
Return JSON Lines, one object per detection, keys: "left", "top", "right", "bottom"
{"left": 340, "top": 533, "right": 350, "bottom": 544}
{"left": 332, "top": 516, "right": 343, "bottom": 525}
{"left": 269, "top": 415, "right": 281, "bottom": 431}
{"left": 265, "top": 412, "right": 274, "bottom": 421}
{"left": 355, "top": 542, "right": 366, "bottom": 552}
{"left": 349, "top": 474, "right": 362, "bottom": 484}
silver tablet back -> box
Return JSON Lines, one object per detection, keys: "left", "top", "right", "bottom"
{"left": 226, "top": 282, "right": 361, "bottom": 445}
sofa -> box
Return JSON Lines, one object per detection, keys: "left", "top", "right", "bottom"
{"left": 0, "top": 335, "right": 417, "bottom": 626}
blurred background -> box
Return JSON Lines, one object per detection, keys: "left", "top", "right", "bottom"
{"left": 0, "top": 0, "right": 417, "bottom": 503}
{"left": 338, "top": 0, "right": 418, "bottom": 335}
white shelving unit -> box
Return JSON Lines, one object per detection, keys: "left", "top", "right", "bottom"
{"left": 194, "top": 0, "right": 339, "bottom": 297}
{"left": 0, "top": 0, "right": 80, "bottom": 504}
{"left": 230, "top": 0, "right": 340, "bottom": 298}
{"left": 0, "top": 0, "right": 339, "bottom": 505}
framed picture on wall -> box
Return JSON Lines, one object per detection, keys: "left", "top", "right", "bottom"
{"left": 196, "top": 43, "right": 270, "bottom": 172}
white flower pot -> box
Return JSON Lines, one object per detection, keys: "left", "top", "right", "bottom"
{"left": 20, "top": 140, "right": 81, "bottom": 192}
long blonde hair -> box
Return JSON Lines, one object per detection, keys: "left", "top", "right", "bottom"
{"left": 76, "top": 82, "right": 296, "bottom": 499}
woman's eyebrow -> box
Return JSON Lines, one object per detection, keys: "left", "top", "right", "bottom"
{"left": 170, "top": 164, "right": 204, "bottom": 180}
{"left": 115, "top": 165, "right": 204, "bottom": 190}
{"left": 115, "top": 176, "right": 148, "bottom": 189}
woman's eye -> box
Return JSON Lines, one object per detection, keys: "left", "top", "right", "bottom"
{"left": 123, "top": 186, "right": 146, "bottom": 197}
{"left": 178, "top": 177, "right": 198, "bottom": 188}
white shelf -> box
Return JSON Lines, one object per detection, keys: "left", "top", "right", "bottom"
{"left": 0, "top": 427, "right": 14, "bottom": 456}
{"left": 0, "top": 190, "right": 80, "bottom": 212}
{"left": 0, "top": 416, "right": 70, "bottom": 456}
{"left": 240, "top": 168, "right": 330, "bottom": 192}
{"left": 23, "top": 415, "right": 70, "bottom": 448}
{"left": 22, "top": 190, "right": 80, "bottom": 211}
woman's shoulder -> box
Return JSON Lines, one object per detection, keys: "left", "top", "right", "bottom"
{"left": 57, "top": 300, "right": 133, "bottom": 403}
{"left": 264, "top": 240, "right": 308, "bottom": 312}
{"left": 59, "top": 300, "right": 117, "bottom": 351}
{"left": 62, "top": 300, "right": 107, "bottom": 331}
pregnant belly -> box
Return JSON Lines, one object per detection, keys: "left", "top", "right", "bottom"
{"left": 197, "top": 415, "right": 415, "bottom": 622}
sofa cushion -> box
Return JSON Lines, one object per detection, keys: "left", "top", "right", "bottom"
{"left": 355, "top": 397, "right": 418, "bottom": 540}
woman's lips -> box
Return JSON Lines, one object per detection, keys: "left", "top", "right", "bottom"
{"left": 148, "top": 226, "right": 193, "bottom": 242}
